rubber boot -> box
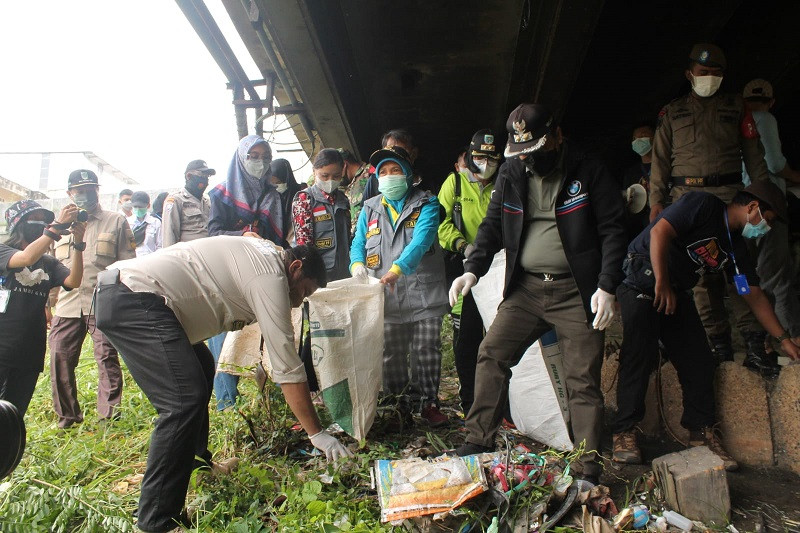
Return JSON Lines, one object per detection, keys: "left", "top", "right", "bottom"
{"left": 708, "top": 333, "right": 733, "bottom": 366}
{"left": 742, "top": 331, "right": 781, "bottom": 378}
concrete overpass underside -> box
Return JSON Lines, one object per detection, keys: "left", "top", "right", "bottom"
{"left": 220, "top": 0, "right": 800, "bottom": 188}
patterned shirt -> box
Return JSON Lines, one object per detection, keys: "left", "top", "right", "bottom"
{"left": 291, "top": 189, "right": 338, "bottom": 246}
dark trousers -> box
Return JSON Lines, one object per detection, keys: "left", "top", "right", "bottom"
{"left": 95, "top": 282, "right": 214, "bottom": 533}
{"left": 0, "top": 365, "right": 40, "bottom": 418}
{"left": 612, "top": 284, "right": 716, "bottom": 433}
{"left": 49, "top": 314, "right": 122, "bottom": 427}
{"left": 466, "top": 274, "right": 604, "bottom": 476}
{"left": 454, "top": 291, "right": 483, "bottom": 414}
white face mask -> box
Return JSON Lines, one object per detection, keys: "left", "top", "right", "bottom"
{"left": 317, "top": 179, "right": 341, "bottom": 194}
{"left": 275, "top": 183, "right": 288, "bottom": 194}
{"left": 472, "top": 160, "right": 498, "bottom": 181}
{"left": 244, "top": 159, "right": 267, "bottom": 179}
{"left": 691, "top": 74, "right": 723, "bottom": 97}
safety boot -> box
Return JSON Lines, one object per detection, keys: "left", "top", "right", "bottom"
{"left": 612, "top": 430, "right": 642, "bottom": 464}
{"left": 743, "top": 331, "right": 781, "bottom": 378}
{"left": 708, "top": 334, "right": 733, "bottom": 366}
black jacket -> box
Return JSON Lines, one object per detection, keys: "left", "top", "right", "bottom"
{"left": 464, "top": 141, "right": 627, "bottom": 322}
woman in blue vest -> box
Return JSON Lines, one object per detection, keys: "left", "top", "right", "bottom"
{"left": 349, "top": 146, "right": 449, "bottom": 430}
{"left": 292, "top": 148, "right": 351, "bottom": 281}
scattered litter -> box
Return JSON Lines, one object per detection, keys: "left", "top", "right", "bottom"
{"left": 663, "top": 509, "right": 693, "bottom": 531}
{"left": 374, "top": 455, "right": 487, "bottom": 522}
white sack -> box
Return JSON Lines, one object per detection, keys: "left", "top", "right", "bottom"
{"left": 306, "top": 277, "right": 384, "bottom": 441}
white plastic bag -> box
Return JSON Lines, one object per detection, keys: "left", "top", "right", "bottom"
{"left": 306, "top": 277, "right": 384, "bottom": 441}
{"left": 471, "top": 252, "right": 573, "bottom": 451}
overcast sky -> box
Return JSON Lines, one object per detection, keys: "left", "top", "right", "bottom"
{"left": 0, "top": 1, "right": 308, "bottom": 193}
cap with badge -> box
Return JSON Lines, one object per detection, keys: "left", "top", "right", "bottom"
{"left": 4, "top": 199, "right": 55, "bottom": 234}
{"left": 504, "top": 103, "right": 556, "bottom": 157}
{"left": 185, "top": 159, "right": 216, "bottom": 176}
{"left": 369, "top": 145, "right": 414, "bottom": 178}
{"left": 743, "top": 181, "right": 787, "bottom": 222}
{"left": 689, "top": 43, "right": 726, "bottom": 70}
{"left": 67, "top": 169, "right": 99, "bottom": 189}
{"left": 743, "top": 78, "right": 773, "bottom": 100}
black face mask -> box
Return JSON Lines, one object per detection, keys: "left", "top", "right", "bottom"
{"left": 22, "top": 220, "right": 47, "bottom": 243}
{"left": 525, "top": 149, "right": 559, "bottom": 176}
{"left": 72, "top": 189, "right": 99, "bottom": 211}
{"left": 186, "top": 175, "right": 208, "bottom": 199}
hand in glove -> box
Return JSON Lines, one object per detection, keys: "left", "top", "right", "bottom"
{"left": 590, "top": 288, "right": 615, "bottom": 330}
{"left": 309, "top": 430, "right": 353, "bottom": 461}
{"left": 351, "top": 264, "right": 369, "bottom": 282}
{"left": 449, "top": 272, "right": 478, "bottom": 307}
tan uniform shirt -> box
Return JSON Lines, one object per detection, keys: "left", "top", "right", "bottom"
{"left": 53, "top": 206, "right": 136, "bottom": 318}
{"left": 111, "top": 236, "right": 305, "bottom": 383}
{"left": 161, "top": 188, "right": 211, "bottom": 247}
{"left": 650, "top": 92, "right": 769, "bottom": 206}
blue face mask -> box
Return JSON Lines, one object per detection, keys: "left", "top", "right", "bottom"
{"left": 631, "top": 137, "right": 652, "bottom": 157}
{"left": 378, "top": 174, "right": 409, "bottom": 201}
{"left": 742, "top": 207, "right": 770, "bottom": 239}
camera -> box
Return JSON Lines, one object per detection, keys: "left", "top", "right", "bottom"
{"left": 76, "top": 209, "right": 88, "bottom": 222}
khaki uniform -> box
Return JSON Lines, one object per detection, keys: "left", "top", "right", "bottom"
{"left": 650, "top": 92, "right": 770, "bottom": 338}
{"left": 161, "top": 188, "right": 210, "bottom": 247}
{"left": 49, "top": 205, "right": 136, "bottom": 427}
{"left": 112, "top": 236, "right": 306, "bottom": 383}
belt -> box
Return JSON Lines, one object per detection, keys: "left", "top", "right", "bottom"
{"left": 671, "top": 173, "right": 741, "bottom": 187}
{"left": 527, "top": 271, "right": 572, "bottom": 281}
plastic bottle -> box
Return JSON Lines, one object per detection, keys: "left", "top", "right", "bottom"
{"left": 632, "top": 505, "right": 650, "bottom": 529}
{"left": 662, "top": 510, "right": 693, "bottom": 531}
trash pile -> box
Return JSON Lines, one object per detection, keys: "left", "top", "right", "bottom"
{"left": 369, "top": 441, "right": 736, "bottom": 532}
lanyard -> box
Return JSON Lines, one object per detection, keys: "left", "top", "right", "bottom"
{"left": 723, "top": 209, "right": 742, "bottom": 276}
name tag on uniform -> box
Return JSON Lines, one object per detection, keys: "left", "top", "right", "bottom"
{"left": 313, "top": 206, "right": 331, "bottom": 222}
{"left": 314, "top": 214, "right": 332, "bottom": 222}
{"left": 315, "top": 237, "right": 333, "bottom": 249}
{"left": 366, "top": 228, "right": 381, "bottom": 238}
{"left": 366, "top": 254, "right": 380, "bottom": 268}
{"left": 404, "top": 220, "right": 416, "bottom": 228}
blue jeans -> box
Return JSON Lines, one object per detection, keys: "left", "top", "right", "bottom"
{"left": 207, "top": 332, "right": 239, "bottom": 410}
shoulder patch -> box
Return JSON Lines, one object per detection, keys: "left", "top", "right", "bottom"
{"left": 656, "top": 107, "right": 667, "bottom": 129}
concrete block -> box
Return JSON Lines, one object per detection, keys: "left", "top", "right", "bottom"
{"left": 658, "top": 361, "right": 690, "bottom": 444}
{"left": 714, "top": 362, "right": 773, "bottom": 466}
{"left": 770, "top": 363, "right": 800, "bottom": 475}
{"left": 652, "top": 446, "right": 730, "bottom": 525}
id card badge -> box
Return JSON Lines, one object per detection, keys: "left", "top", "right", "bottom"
{"left": 0, "top": 288, "right": 10, "bottom": 313}
{"left": 733, "top": 274, "right": 751, "bottom": 295}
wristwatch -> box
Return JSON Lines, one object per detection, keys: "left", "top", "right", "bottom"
{"left": 774, "top": 331, "right": 791, "bottom": 343}
{"left": 71, "top": 241, "right": 86, "bottom": 252}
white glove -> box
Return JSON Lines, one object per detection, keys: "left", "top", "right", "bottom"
{"left": 351, "top": 264, "right": 369, "bottom": 282}
{"left": 309, "top": 430, "right": 353, "bottom": 461}
{"left": 464, "top": 243, "right": 475, "bottom": 259}
{"left": 590, "top": 288, "right": 615, "bottom": 330}
{"left": 449, "top": 272, "right": 478, "bottom": 307}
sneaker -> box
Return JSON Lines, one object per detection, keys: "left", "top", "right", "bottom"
{"left": 454, "top": 442, "right": 494, "bottom": 457}
{"left": 612, "top": 430, "right": 642, "bottom": 464}
{"left": 421, "top": 404, "right": 448, "bottom": 427}
{"left": 689, "top": 427, "right": 738, "bottom": 471}
{"left": 210, "top": 457, "right": 239, "bottom": 476}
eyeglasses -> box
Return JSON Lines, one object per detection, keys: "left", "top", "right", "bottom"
{"left": 246, "top": 153, "right": 271, "bottom": 161}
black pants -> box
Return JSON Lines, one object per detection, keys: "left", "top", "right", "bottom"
{"left": 0, "top": 365, "right": 40, "bottom": 418}
{"left": 612, "top": 284, "right": 716, "bottom": 434}
{"left": 454, "top": 291, "right": 484, "bottom": 413}
{"left": 95, "top": 281, "right": 214, "bottom": 533}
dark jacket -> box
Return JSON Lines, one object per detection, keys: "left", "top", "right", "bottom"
{"left": 464, "top": 141, "right": 627, "bottom": 321}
